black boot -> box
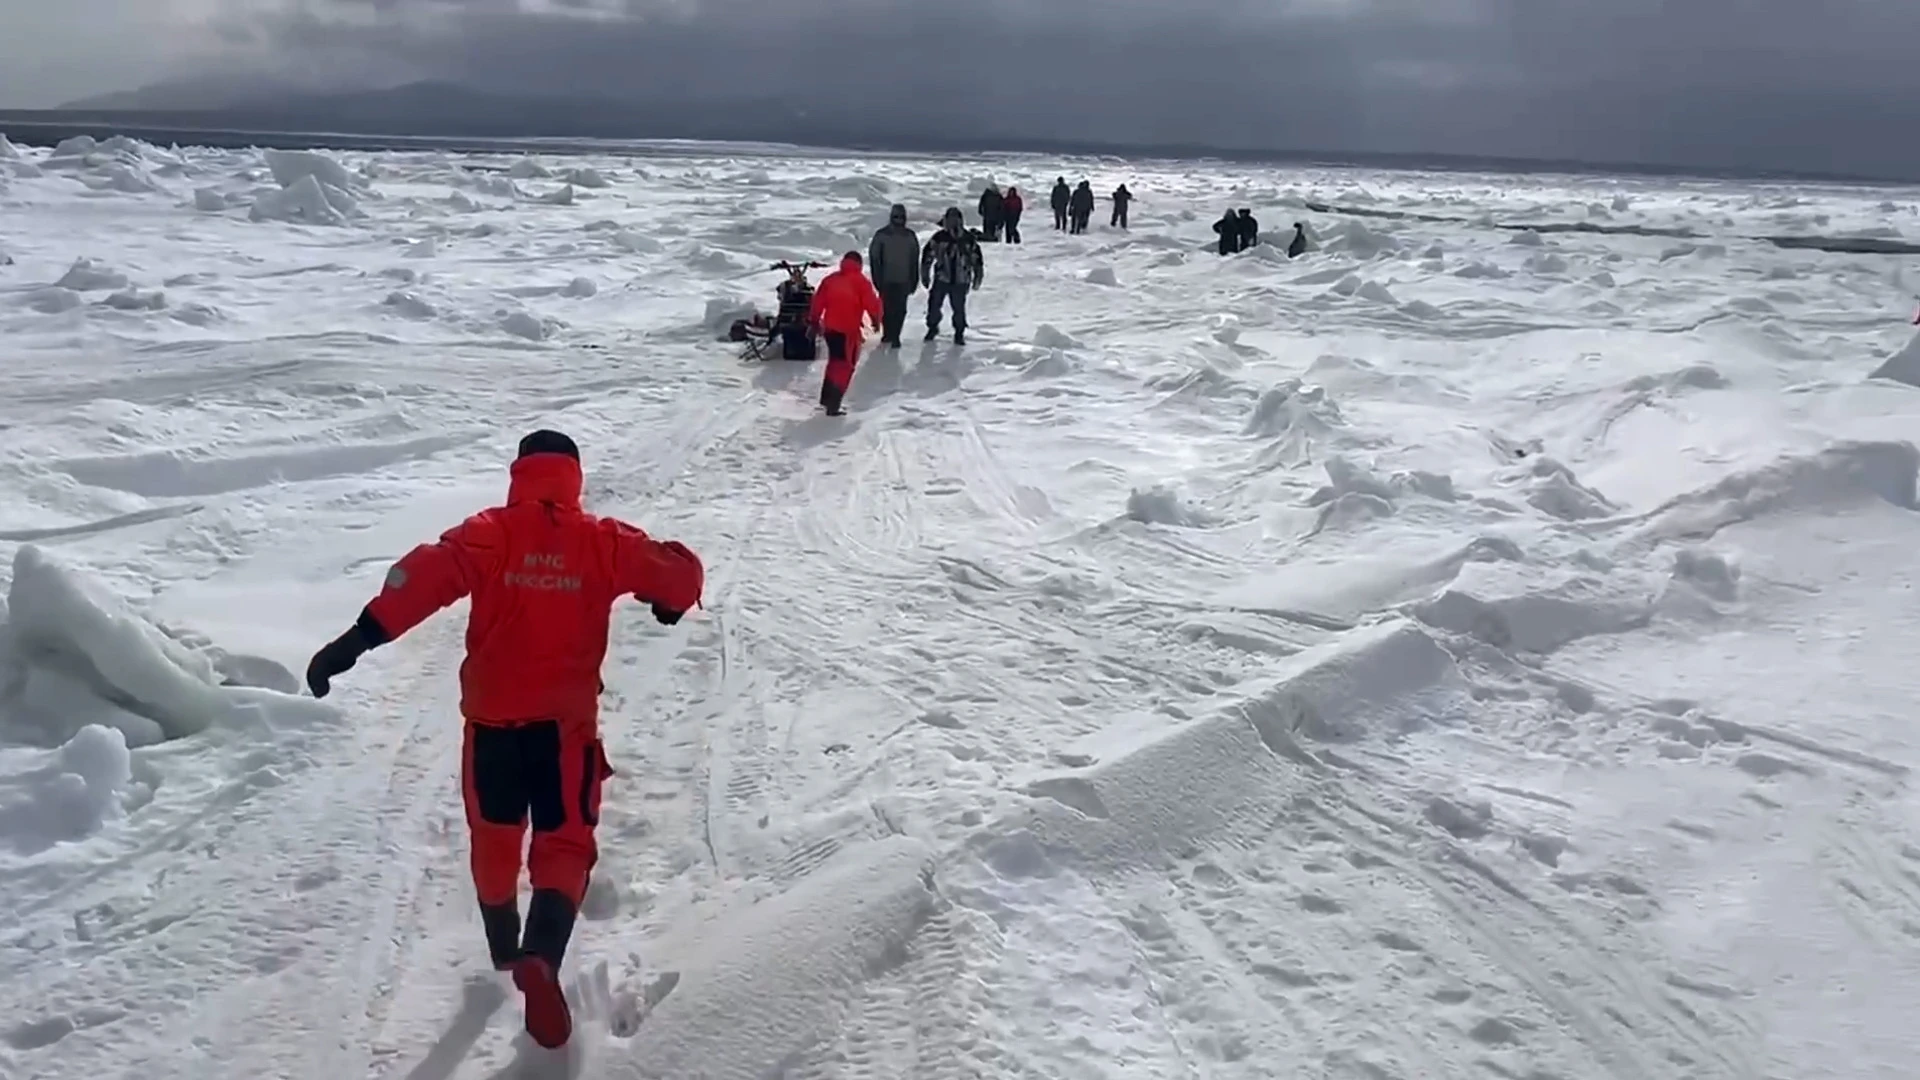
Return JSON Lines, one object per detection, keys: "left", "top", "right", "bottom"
{"left": 924, "top": 325, "right": 939, "bottom": 342}
{"left": 821, "top": 380, "right": 846, "bottom": 416}
{"left": 480, "top": 901, "right": 522, "bottom": 970}
{"left": 954, "top": 329, "right": 966, "bottom": 346}
{"left": 521, "top": 888, "right": 580, "bottom": 971}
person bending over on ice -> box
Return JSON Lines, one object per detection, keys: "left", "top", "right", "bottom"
{"left": 867, "top": 203, "right": 921, "bottom": 348}
{"left": 808, "top": 251, "right": 883, "bottom": 416}
{"left": 920, "top": 207, "right": 985, "bottom": 345}
{"left": 303, "top": 429, "right": 706, "bottom": 1051}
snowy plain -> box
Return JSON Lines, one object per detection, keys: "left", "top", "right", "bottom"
{"left": 3, "top": 129, "right": 1920, "bottom": 1080}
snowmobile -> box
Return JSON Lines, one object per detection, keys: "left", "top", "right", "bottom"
{"left": 730, "top": 260, "right": 826, "bottom": 361}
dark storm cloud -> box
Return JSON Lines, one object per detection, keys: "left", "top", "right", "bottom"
{"left": 20, "top": 0, "right": 1920, "bottom": 178}
{"left": 1449, "top": 0, "right": 1920, "bottom": 177}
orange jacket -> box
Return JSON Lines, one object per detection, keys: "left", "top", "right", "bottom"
{"left": 807, "top": 254, "right": 882, "bottom": 339}
{"left": 360, "top": 451, "right": 704, "bottom": 727}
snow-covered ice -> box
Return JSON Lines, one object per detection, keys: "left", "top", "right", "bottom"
{"left": 3, "top": 133, "right": 1920, "bottom": 1079}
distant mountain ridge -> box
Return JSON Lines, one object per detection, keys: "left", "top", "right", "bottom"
{"left": 59, "top": 73, "right": 303, "bottom": 112}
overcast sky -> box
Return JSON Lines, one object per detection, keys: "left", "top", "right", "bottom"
{"left": 4, "top": 0, "right": 1917, "bottom": 179}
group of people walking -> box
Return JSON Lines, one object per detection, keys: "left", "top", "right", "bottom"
{"left": 786, "top": 202, "right": 985, "bottom": 415}
{"left": 791, "top": 186, "right": 1309, "bottom": 417}
{"left": 971, "top": 178, "right": 1141, "bottom": 239}
{"left": 1047, "top": 178, "right": 1133, "bottom": 233}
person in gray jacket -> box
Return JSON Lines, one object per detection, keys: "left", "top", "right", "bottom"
{"left": 866, "top": 204, "right": 921, "bottom": 348}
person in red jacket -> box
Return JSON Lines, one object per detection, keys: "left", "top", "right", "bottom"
{"left": 806, "top": 250, "right": 883, "bottom": 416}
{"left": 302, "top": 429, "right": 704, "bottom": 1051}
{"left": 1002, "top": 186, "right": 1025, "bottom": 244}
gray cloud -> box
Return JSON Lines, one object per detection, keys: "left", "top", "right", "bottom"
{"left": 0, "top": 1, "right": 232, "bottom": 108}
{"left": 8, "top": 0, "right": 1920, "bottom": 179}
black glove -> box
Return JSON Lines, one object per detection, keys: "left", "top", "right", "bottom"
{"left": 651, "top": 603, "right": 685, "bottom": 626}
{"left": 306, "top": 625, "right": 372, "bottom": 698}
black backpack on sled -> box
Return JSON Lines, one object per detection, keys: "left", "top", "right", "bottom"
{"left": 774, "top": 274, "right": 817, "bottom": 360}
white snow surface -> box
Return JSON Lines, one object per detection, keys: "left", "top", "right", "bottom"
{"left": 3, "top": 134, "right": 1920, "bottom": 1079}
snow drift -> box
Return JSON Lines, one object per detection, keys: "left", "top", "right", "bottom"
{"left": 0, "top": 546, "right": 328, "bottom": 862}
{"left": 1636, "top": 440, "right": 1919, "bottom": 540}
{"left": 1412, "top": 561, "right": 1656, "bottom": 654}
{"left": 1869, "top": 331, "right": 1920, "bottom": 387}
{"left": 609, "top": 837, "right": 938, "bottom": 1079}
{"left": 980, "top": 619, "right": 1472, "bottom": 875}
{"left": 0, "top": 721, "right": 138, "bottom": 855}
{"left": 0, "top": 545, "right": 314, "bottom": 751}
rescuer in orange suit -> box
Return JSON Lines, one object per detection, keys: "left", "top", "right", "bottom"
{"left": 807, "top": 250, "right": 883, "bottom": 416}
{"left": 304, "top": 429, "right": 705, "bottom": 1049}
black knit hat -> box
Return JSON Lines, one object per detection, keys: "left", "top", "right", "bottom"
{"left": 517, "top": 429, "right": 579, "bottom": 461}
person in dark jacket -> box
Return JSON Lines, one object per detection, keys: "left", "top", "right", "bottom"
{"left": 1002, "top": 187, "right": 1025, "bottom": 244}
{"left": 1288, "top": 222, "right": 1309, "bottom": 259}
{"left": 1110, "top": 184, "right": 1133, "bottom": 229}
{"left": 1237, "top": 209, "right": 1259, "bottom": 252}
{"left": 920, "top": 207, "right": 985, "bottom": 345}
{"left": 1050, "top": 178, "right": 1071, "bottom": 230}
{"left": 1213, "top": 209, "right": 1239, "bottom": 255}
{"left": 866, "top": 203, "right": 921, "bottom": 347}
{"left": 978, "top": 185, "right": 1005, "bottom": 242}
{"left": 1068, "top": 181, "right": 1095, "bottom": 234}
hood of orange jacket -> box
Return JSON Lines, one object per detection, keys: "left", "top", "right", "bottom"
{"left": 507, "top": 452, "right": 583, "bottom": 509}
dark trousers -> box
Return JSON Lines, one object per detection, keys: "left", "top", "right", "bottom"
{"left": 1005, "top": 211, "right": 1023, "bottom": 244}
{"left": 1053, "top": 206, "right": 1068, "bottom": 230}
{"left": 878, "top": 284, "right": 910, "bottom": 344}
{"left": 1069, "top": 211, "right": 1089, "bottom": 234}
{"left": 464, "top": 718, "right": 611, "bottom": 967}
{"left": 927, "top": 281, "right": 969, "bottom": 333}
{"left": 1111, "top": 204, "right": 1129, "bottom": 228}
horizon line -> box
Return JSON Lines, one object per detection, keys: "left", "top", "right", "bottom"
{"left": 3, "top": 108, "right": 1919, "bottom": 189}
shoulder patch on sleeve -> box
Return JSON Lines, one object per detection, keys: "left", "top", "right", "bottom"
{"left": 384, "top": 563, "right": 408, "bottom": 591}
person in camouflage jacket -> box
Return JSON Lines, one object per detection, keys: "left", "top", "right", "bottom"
{"left": 918, "top": 207, "right": 985, "bottom": 345}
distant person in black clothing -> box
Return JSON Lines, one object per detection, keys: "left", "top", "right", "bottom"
{"left": 978, "top": 185, "right": 1006, "bottom": 242}
{"left": 1110, "top": 184, "right": 1133, "bottom": 229}
{"left": 1288, "top": 223, "right": 1308, "bottom": 259}
{"left": 1068, "top": 181, "right": 1095, "bottom": 234}
{"left": 1051, "top": 178, "right": 1071, "bottom": 230}
{"left": 1212, "top": 209, "right": 1238, "bottom": 255}
{"left": 1236, "top": 209, "right": 1259, "bottom": 252}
